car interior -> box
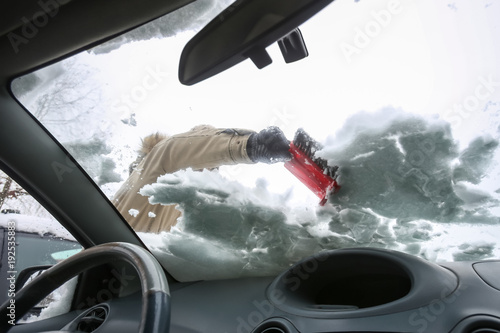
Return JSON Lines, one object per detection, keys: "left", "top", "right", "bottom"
{"left": 1, "top": 0, "right": 500, "bottom": 332}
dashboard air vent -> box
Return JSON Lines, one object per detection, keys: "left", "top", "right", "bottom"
{"left": 77, "top": 305, "right": 108, "bottom": 332}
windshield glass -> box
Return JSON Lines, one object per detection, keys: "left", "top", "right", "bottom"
{"left": 11, "top": 0, "right": 500, "bottom": 281}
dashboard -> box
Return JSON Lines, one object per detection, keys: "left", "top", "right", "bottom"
{"left": 7, "top": 247, "right": 500, "bottom": 333}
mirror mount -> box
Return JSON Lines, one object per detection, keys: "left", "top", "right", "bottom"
{"left": 278, "top": 28, "right": 308, "bottom": 64}
{"left": 246, "top": 28, "right": 308, "bottom": 69}
{"left": 246, "top": 48, "right": 273, "bottom": 69}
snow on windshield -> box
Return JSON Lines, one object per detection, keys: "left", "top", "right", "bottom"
{"left": 137, "top": 108, "right": 500, "bottom": 281}
{"left": 11, "top": 0, "right": 500, "bottom": 281}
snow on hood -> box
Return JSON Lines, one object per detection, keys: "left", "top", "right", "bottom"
{"left": 0, "top": 213, "right": 76, "bottom": 241}
{"left": 138, "top": 108, "right": 500, "bottom": 281}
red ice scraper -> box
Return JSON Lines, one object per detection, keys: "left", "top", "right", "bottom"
{"left": 284, "top": 128, "right": 340, "bottom": 206}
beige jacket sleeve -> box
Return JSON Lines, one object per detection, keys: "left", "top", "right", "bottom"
{"left": 112, "top": 125, "right": 255, "bottom": 233}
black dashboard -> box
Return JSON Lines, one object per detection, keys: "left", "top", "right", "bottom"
{"left": 7, "top": 248, "right": 500, "bottom": 333}
{"left": 171, "top": 248, "right": 500, "bottom": 332}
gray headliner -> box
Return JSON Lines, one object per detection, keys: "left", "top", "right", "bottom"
{"left": 0, "top": 0, "right": 195, "bottom": 79}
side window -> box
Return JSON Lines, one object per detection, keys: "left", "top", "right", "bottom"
{"left": 0, "top": 170, "right": 83, "bottom": 322}
{"left": 14, "top": 232, "right": 82, "bottom": 274}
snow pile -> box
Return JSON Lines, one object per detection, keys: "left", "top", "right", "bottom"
{"left": 89, "top": 0, "right": 235, "bottom": 54}
{"left": 136, "top": 109, "right": 500, "bottom": 281}
{"left": 65, "top": 138, "right": 122, "bottom": 186}
{"left": 139, "top": 170, "right": 311, "bottom": 280}
{"left": 319, "top": 108, "right": 499, "bottom": 224}
{"left": 20, "top": 277, "right": 79, "bottom": 324}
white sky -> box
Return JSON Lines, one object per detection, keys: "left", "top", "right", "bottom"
{"left": 88, "top": 0, "right": 500, "bottom": 138}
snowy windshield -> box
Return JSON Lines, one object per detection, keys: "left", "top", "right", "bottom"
{"left": 12, "top": 0, "right": 500, "bottom": 281}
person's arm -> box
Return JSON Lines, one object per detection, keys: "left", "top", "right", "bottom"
{"left": 149, "top": 125, "right": 291, "bottom": 173}
{"left": 112, "top": 125, "right": 291, "bottom": 233}
{"left": 152, "top": 126, "right": 254, "bottom": 173}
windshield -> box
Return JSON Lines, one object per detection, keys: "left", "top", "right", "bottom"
{"left": 11, "top": 0, "right": 500, "bottom": 281}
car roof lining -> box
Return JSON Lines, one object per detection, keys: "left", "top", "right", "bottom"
{"left": 0, "top": 0, "right": 196, "bottom": 81}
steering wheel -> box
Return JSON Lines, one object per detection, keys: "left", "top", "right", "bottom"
{"left": 0, "top": 242, "right": 170, "bottom": 333}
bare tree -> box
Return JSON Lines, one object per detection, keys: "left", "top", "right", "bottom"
{"left": 0, "top": 171, "right": 28, "bottom": 213}
{"left": 5, "top": 60, "right": 103, "bottom": 216}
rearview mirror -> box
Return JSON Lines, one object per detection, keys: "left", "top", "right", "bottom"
{"left": 178, "top": 0, "right": 335, "bottom": 85}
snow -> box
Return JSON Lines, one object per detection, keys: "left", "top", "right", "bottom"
{"left": 20, "top": 277, "right": 79, "bottom": 324}
{"left": 128, "top": 209, "right": 140, "bottom": 217}
{"left": 0, "top": 215, "right": 80, "bottom": 323}
{"left": 0, "top": 214, "right": 76, "bottom": 241}
{"left": 134, "top": 109, "right": 500, "bottom": 281}
{"left": 90, "top": 0, "right": 235, "bottom": 55}
{"left": 319, "top": 108, "right": 500, "bottom": 224}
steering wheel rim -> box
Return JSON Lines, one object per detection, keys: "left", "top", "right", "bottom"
{"left": 0, "top": 242, "right": 170, "bottom": 333}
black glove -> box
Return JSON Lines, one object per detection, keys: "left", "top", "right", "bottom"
{"left": 247, "top": 127, "right": 291, "bottom": 163}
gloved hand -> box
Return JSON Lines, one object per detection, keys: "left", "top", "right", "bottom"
{"left": 247, "top": 127, "right": 291, "bottom": 163}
